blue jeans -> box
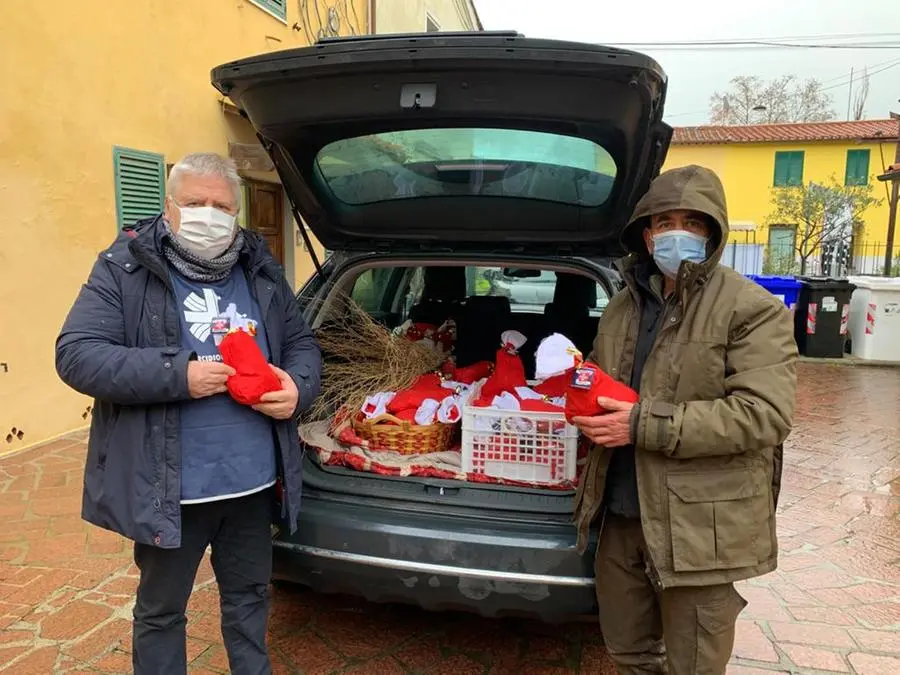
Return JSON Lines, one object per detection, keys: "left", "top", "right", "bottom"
{"left": 132, "top": 489, "right": 273, "bottom": 675}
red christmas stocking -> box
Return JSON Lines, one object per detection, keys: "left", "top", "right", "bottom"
{"left": 532, "top": 372, "right": 569, "bottom": 398}
{"left": 565, "top": 363, "right": 639, "bottom": 423}
{"left": 218, "top": 329, "right": 283, "bottom": 406}
{"left": 451, "top": 361, "right": 493, "bottom": 385}
{"left": 520, "top": 398, "right": 565, "bottom": 413}
{"left": 481, "top": 331, "right": 528, "bottom": 400}
{"left": 387, "top": 375, "right": 450, "bottom": 416}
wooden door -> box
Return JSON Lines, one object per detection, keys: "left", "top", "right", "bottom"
{"left": 248, "top": 180, "right": 284, "bottom": 265}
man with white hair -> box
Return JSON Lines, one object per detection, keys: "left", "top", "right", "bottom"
{"left": 56, "top": 152, "right": 321, "bottom": 674}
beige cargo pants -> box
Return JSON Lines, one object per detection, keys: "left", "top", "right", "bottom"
{"left": 595, "top": 514, "right": 748, "bottom": 675}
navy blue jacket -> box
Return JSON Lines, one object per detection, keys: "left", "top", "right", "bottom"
{"left": 56, "top": 217, "right": 321, "bottom": 548}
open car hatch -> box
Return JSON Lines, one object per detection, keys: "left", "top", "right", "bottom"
{"left": 211, "top": 32, "right": 671, "bottom": 256}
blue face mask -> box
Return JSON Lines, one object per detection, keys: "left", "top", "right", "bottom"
{"left": 651, "top": 230, "right": 709, "bottom": 278}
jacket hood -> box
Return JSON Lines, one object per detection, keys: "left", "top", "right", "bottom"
{"left": 621, "top": 165, "right": 729, "bottom": 269}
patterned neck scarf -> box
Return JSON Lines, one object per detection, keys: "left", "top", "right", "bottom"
{"left": 162, "top": 228, "right": 245, "bottom": 283}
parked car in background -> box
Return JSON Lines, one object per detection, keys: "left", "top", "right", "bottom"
{"left": 484, "top": 268, "right": 611, "bottom": 316}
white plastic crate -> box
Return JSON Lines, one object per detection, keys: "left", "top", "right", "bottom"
{"left": 461, "top": 384, "right": 578, "bottom": 485}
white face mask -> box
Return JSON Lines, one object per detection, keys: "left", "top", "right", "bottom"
{"left": 172, "top": 203, "right": 237, "bottom": 259}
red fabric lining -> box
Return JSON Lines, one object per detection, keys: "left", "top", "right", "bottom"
{"left": 312, "top": 434, "right": 594, "bottom": 490}
{"left": 313, "top": 444, "right": 579, "bottom": 490}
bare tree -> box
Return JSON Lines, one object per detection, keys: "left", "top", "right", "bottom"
{"left": 710, "top": 75, "right": 836, "bottom": 125}
{"left": 767, "top": 177, "right": 882, "bottom": 275}
{"left": 709, "top": 76, "right": 764, "bottom": 125}
{"left": 852, "top": 69, "right": 870, "bottom": 121}
{"left": 788, "top": 78, "right": 837, "bottom": 124}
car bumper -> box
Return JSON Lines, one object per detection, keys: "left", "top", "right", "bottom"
{"left": 272, "top": 494, "right": 598, "bottom": 621}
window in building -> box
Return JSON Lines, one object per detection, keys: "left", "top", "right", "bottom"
{"left": 248, "top": 0, "right": 287, "bottom": 22}
{"left": 773, "top": 151, "right": 804, "bottom": 187}
{"left": 426, "top": 14, "right": 440, "bottom": 32}
{"left": 845, "top": 149, "right": 870, "bottom": 186}
{"left": 113, "top": 146, "right": 165, "bottom": 230}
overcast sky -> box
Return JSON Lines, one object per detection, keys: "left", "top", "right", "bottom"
{"left": 473, "top": 0, "right": 900, "bottom": 126}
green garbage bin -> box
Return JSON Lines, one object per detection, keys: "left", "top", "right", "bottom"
{"left": 794, "top": 277, "right": 856, "bottom": 358}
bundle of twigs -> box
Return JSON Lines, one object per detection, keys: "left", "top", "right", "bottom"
{"left": 306, "top": 294, "right": 446, "bottom": 423}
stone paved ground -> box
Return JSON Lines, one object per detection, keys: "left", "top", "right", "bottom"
{"left": 1, "top": 362, "right": 898, "bottom": 674}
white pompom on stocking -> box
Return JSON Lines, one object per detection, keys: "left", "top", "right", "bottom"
{"left": 535, "top": 333, "right": 581, "bottom": 380}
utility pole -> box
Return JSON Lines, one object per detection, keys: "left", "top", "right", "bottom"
{"left": 846, "top": 68, "right": 854, "bottom": 121}
{"left": 881, "top": 110, "right": 900, "bottom": 275}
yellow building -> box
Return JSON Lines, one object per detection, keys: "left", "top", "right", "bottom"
{"left": 372, "top": 0, "right": 482, "bottom": 33}
{"left": 664, "top": 120, "right": 900, "bottom": 276}
{"left": 0, "top": 0, "right": 484, "bottom": 454}
{"left": 0, "top": 0, "right": 370, "bottom": 455}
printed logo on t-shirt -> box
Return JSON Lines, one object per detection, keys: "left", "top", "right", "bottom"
{"left": 183, "top": 289, "right": 221, "bottom": 343}
{"left": 182, "top": 289, "right": 259, "bottom": 358}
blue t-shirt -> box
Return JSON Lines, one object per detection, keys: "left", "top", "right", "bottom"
{"left": 171, "top": 268, "right": 277, "bottom": 503}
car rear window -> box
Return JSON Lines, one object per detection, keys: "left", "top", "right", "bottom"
{"left": 316, "top": 128, "right": 617, "bottom": 207}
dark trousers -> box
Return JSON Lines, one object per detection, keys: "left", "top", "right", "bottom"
{"left": 596, "top": 513, "right": 748, "bottom": 675}
{"left": 133, "top": 489, "right": 273, "bottom": 675}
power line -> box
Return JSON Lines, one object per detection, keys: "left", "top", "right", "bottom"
{"left": 665, "top": 59, "right": 900, "bottom": 105}
{"left": 663, "top": 59, "right": 900, "bottom": 122}
{"left": 664, "top": 108, "right": 708, "bottom": 120}
{"left": 619, "top": 32, "right": 900, "bottom": 44}
{"left": 605, "top": 35, "right": 900, "bottom": 51}
{"left": 820, "top": 59, "right": 900, "bottom": 92}
{"left": 614, "top": 42, "right": 900, "bottom": 51}
{"left": 818, "top": 56, "right": 900, "bottom": 84}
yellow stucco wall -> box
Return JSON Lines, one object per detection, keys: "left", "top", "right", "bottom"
{"left": 663, "top": 140, "right": 896, "bottom": 246}
{"left": 0, "top": 0, "right": 367, "bottom": 454}
{"left": 294, "top": 227, "right": 329, "bottom": 290}
{"left": 374, "top": 0, "right": 479, "bottom": 33}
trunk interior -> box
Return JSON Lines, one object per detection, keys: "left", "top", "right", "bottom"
{"left": 300, "top": 256, "right": 614, "bottom": 506}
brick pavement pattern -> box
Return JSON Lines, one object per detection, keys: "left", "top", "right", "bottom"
{"left": 1, "top": 362, "right": 899, "bottom": 674}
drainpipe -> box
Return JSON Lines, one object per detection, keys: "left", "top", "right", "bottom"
{"left": 368, "top": 0, "right": 376, "bottom": 34}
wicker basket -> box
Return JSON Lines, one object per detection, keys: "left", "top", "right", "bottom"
{"left": 351, "top": 413, "right": 457, "bottom": 455}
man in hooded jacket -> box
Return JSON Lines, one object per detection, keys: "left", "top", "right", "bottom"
{"left": 571, "top": 165, "right": 798, "bottom": 674}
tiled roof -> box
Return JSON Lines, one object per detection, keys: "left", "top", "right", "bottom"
{"left": 672, "top": 120, "right": 900, "bottom": 145}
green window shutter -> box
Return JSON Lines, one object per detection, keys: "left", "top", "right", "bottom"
{"left": 845, "top": 149, "right": 870, "bottom": 186}
{"left": 788, "top": 152, "right": 804, "bottom": 186}
{"left": 249, "top": 0, "right": 287, "bottom": 20}
{"left": 773, "top": 152, "right": 789, "bottom": 186}
{"left": 113, "top": 146, "right": 165, "bottom": 229}
{"left": 774, "top": 151, "right": 804, "bottom": 187}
